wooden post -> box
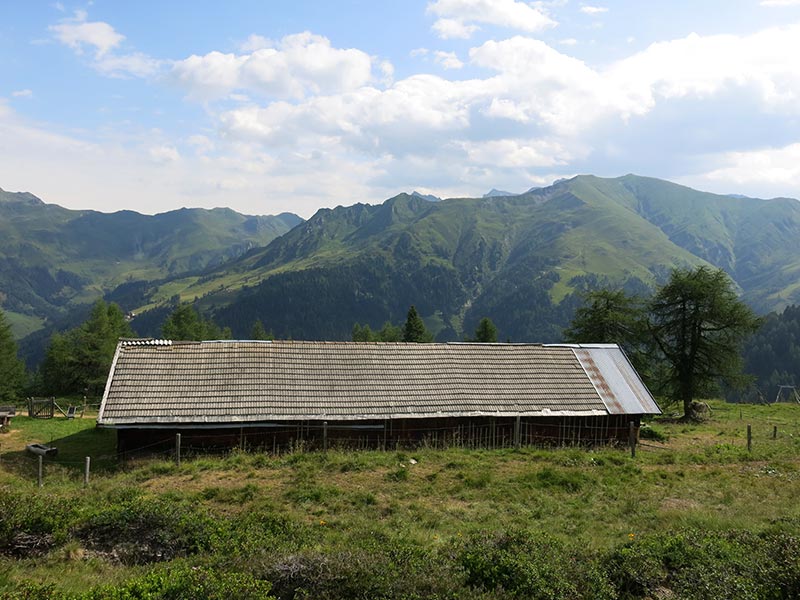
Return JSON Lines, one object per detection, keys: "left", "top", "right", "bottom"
{"left": 175, "top": 433, "right": 181, "bottom": 466}
{"left": 747, "top": 424, "right": 752, "bottom": 452}
{"left": 323, "top": 421, "right": 328, "bottom": 452}
{"left": 773, "top": 425, "right": 778, "bottom": 439}
{"left": 84, "top": 456, "right": 90, "bottom": 487}
{"left": 514, "top": 415, "right": 521, "bottom": 449}
{"left": 629, "top": 421, "right": 636, "bottom": 458}
{"left": 37, "top": 455, "right": 43, "bottom": 488}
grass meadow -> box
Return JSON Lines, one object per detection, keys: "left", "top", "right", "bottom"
{"left": 1, "top": 400, "right": 800, "bottom": 599}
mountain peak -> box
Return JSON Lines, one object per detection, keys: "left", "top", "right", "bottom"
{"left": 411, "top": 191, "right": 441, "bottom": 202}
{"left": 483, "top": 188, "right": 517, "bottom": 198}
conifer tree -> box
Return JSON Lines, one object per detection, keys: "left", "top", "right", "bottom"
{"left": 250, "top": 319, "right": 273, "bottom": 340}
{"left": 162, "top": 304, "right": 229, "bottom": 341}
{"left": 41, "top": 300, "right": 132, "bottom": 396}
{"left": 0, "top": 309, "right": 26, "bottom": 403}
{"left": 402, "top": 305, "right": 433, "bottom": 343}
{"left": 472, "top": 317, "right": 499, "bottom": 342}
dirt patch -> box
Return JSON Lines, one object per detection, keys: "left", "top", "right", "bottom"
{"left": 660, "top": 497, "right": 700, "bottom": 512}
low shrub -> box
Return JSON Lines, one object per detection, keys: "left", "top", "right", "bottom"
{"left": 604, "top": 528, "right": 800, "bottom": 599}
{"left": 457, "top": 529, "right": 614, "bottom": 599}
{"left": 73, "top": 498, "right": 222, "bottom": 565}
{"left": 82, "top": 565, "right": 273, "bottom": 599}
{"left": 0, "top": 492, "right": 76, "bottom": 558}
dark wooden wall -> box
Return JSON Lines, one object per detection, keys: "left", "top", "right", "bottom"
{"left": 116, "top": 414, "right": 641, "bottom": 456}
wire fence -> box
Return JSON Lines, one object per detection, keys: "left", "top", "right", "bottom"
{"left": 5, "top": 415, "right": 800, "bottom": 488}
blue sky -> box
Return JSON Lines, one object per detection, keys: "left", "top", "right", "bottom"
{"left": 3, "top": 0, "right": 800, "bottom": 217}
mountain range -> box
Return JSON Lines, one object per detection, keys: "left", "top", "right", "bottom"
{"left": 0, "top": 187, "right": 300, "bottom": 339}
{"left": 3, "top": 175, "right": 800, "bottom": 364}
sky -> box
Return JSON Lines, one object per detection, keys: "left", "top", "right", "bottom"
{"left": 2, "top": 1, "right": 800, "bottom": 218}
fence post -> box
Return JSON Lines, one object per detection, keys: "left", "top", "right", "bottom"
{"left": 747, "top": 424, "right": 752, "bottom": 452}
{"left": 37, "top": 455, "right": 43, "bottom": 488}
{"left": 514, "top": 415, "right": 521, "bottom": 449}
{"left": 84, "top": 456, "right": 90, "bottom": 487}
{"left": 773, "top": 425, "right": 777, "bottom": 440}
{"left": 629, "top": 421, "right": 636, "bottom": 458}
{"left": 323, "top": 421, "right": 328, "bottom": 453}
{"left": 175, "top": 433, "right": 181, "bottom": 466}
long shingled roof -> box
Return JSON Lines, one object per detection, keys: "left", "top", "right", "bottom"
{"left": 97, "top": 340, "right": 660, "bottom": 427}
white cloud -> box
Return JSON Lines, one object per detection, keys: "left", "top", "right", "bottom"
{"left": 609, "top": 24, "right": 800, "bottom": 114}
{"left": 434, "top": 50, "right": 464, "bottom": 69}
{"left": 427, "top": 0, "right": 556, "bottom": 39}
{"left": 558, "top": 38, "right": 578, "bottom": 46}
{"left": 170, "top": 32, "right": 375, "bottom": 100}
{"left": 699, "top": 143, "right": 800, "bottom": 188}
{"left": 580, "top": 5, "right": 608, "bottom": 14}
{"left": 49, "top": 10, "right": 124, "bottom": 57}
{"left": 239, "top": 34, "right": 273, "bottom": 53}
{"left": 12, "top": 89, "right": 33, "bottom": 98}
{"left": 49, "top": 10, "right": 161, "bottom": 78}
{"left": 149, "top": 144, "right": 180, "bottom": 163}
{"left": 188, "top": 135, "right": 215, "bottom": 154}
{"left": 460, "top": 138, "right": 573, "bottom": 168}
{"left": 410, "top": 48, "right": 429, "bottom": 58}
{"left": 431, "top": 18, "right": 479, "bottom": 39}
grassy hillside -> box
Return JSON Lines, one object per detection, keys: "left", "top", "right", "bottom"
{"left": 153, "top": 174, "right": 798, "bottom": 343}
{"left": 0, "top": 188, "right": 302, "bottom": 338}
{"left": 1, "top": 401, "right": 799, "bottom": 598}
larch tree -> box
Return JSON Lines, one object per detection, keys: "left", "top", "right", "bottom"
{"left": 649, "top": 266, "right": 760, "bottom": 419}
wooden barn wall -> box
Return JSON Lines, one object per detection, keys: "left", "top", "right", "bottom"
{"left": 116, "top": 414, "right": 641, "bottom": 456}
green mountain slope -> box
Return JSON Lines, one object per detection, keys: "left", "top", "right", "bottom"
{"left": 0, "top": 188, "right": 302, "bottom": 337}
{"left": 141, "top": 174, "right": 799, "bottom": 343}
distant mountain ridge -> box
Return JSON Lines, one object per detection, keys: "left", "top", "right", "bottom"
{"left": 6, "top": 175, "right": 800, "bottom": 365}
{"left": 0, "top": 187, "right": 301, "bottom": 338}
{"left": 120, "top": 174, "right": 800, "bottom": 345}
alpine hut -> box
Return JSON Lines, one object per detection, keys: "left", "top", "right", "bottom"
{"left": 98, "top": 339, "right": 661, "bottom": 454}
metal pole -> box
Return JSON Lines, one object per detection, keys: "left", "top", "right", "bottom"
{"left": 629, "top": 421, "right": 636, "bottom": 458}
{"left": 747, "top": 424, "right": 752, "bottom": 452}
{"left": 514, "top": 415, "right": 521, "bottom": 449}
{"left": 176, "top": 433, "right": 181, "bottom": 466}
{"left": 323, "top": 421, "right": 328, "bottom": 452}
{"left": 773, "top": 425, "right": 778, "bottom": 439}
{"left": 38, "top": 455, "right": 43, "bottom": 488}
{"left": 84, "top": 456, "right": 90, "bottom": 487}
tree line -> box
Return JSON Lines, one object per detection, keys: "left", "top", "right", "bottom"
{"left": 0, "top": 266, "right": 785, "bottom": 417}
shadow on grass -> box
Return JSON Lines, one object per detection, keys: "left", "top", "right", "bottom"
{"left": 1, "top": 426, "right": 118, "bottom": 479}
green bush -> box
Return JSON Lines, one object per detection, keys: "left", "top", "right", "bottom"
{"left": 82, "top": 565, "right": 273, "bottom": 599}
{"left": 260, "top": 545, "right": 472, "bottom": 600}
{"left": 603, "top": 528, "right": 800, "bottom": 599}
{"left": 639, "top": 424, "right": 668, "bottom": 442}
{"left": 73, "top": 498, "right": 222, "bottom": 565}
{"left": 457, "top": 530, "right": 614, "bottom": 599}
{"left": 0, "top": 492, "right": 76, "bottom": 558}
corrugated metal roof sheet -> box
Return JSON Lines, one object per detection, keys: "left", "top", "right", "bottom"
{"left": 568, "top": 345, "right": 661, "bottom": 416}
{"left": 98, "top": 340, "right": 660, "bottom": 427}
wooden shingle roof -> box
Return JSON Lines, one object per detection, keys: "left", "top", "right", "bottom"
{"left": 97, "top": 340, "right": 659, "bottom": 427}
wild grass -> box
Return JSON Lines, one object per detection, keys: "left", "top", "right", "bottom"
{"left": 1, "top": 400, "right": 800, "bottom": 598}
